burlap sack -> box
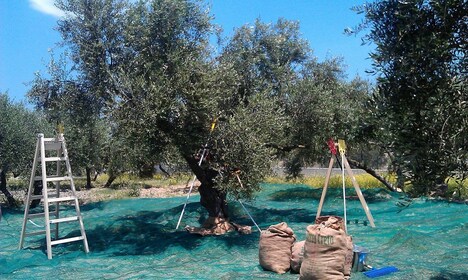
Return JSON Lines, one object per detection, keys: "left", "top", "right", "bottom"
{"left": 290, "top": 240, "right": 305, "bottom": 273}
{"left": 258, "top": 222, "right": 296, "bottom": 274}
{"left": 315, "top": 215, "right": 345, "bottom": 231}
{"left": 300, "top": 216, "right": 353, "bottom": 280}
{"left": 343, "top": 235, "right": 354, "bottom": 278}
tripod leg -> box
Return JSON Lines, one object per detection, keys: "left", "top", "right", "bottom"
{"left": 343, "top": 156, "right": 376, "bottom": 227}
{"left": 316, "top": 156, "right": 334, "bottom": 219}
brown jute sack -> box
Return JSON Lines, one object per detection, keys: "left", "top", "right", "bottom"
{"left": 315, "top": 216, "right": 354, "bottom": 277}
{"left": 258, "top": 222, "right": 296, "bottom": 274}
{"left": 290, "top": 240, "right": 305, "bottom": 273}
{"left": 343, "top": 235, "right": 354, "bottom": 278}
{"left": 315, "top": 215, "right": 345, "bottom": 231}
{"left": 299, "top": 216, "right": 353, "bottom": 280}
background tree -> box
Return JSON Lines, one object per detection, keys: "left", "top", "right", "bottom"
{"left": 0, "top": 93, "right": 52, "bottom": 206}
{"left": 357, "top": 0, "right": 468, "bottom": 195}
{"left": 28, "top": 53, "right": 108, "bottom": 189}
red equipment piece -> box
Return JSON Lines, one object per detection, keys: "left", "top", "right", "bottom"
{"left": 327, "top": 138, "right": 337, "bottom": 155}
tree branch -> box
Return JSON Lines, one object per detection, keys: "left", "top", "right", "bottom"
{"left": 265, "top": 143, "right": 306, "bottom": 152}
{"left": 347, "top": 157, "right": 397, "bottom": 192}
{"left": 182, "top": 153, "right": 206, "bottom": 184}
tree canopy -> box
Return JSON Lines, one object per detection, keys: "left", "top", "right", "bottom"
{"left": 26, "top": 0, "right": 371, "bottom": 230}
{"left": 0, "top": 93, "right": 52, "bottom": 206}
{"left": 357, "top": 0, "right": 468, "bottom": 195}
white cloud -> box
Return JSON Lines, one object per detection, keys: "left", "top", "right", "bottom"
{"left": 29, "top": 0, "right": 66, "bottom": 18}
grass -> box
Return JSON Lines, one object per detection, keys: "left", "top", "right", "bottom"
{"left": 73, "top": 172, "right": 193, "bottom": 201}
{"left": 4, "top": 171, "right": 467, "bottom": 202}
{"left": 446, "top": 177, "right": 468, "bottom": 199}
{"left": 5, "top": 177, "right": 28, "bottom": 191}
{"left": 47, "top": 172, "right": 193, "bottom": 194}
{"left": 91, "top": 172, "right": 192, "bottom": 189}
{"left": 266, "top": 173, "right": 468, "bottom": 200}
{"left": 1, "top": 172, "right": 193, "bottom": 205}
{"left": 266, "top": 173, "right": 393, "bottom": 189}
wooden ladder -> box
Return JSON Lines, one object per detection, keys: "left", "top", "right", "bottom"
{"left": 19, "top": 133, "right": 89, "bottom": 259}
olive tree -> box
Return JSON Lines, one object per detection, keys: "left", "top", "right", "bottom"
{"left": 28, "top": 53, "right": 108, "bottom": 189}
{"left": 0, "top": 93, "right": 52, "bottom": 206}
{"left": 357, "top": 0, "right": 468, "bottom": 195}
{"left": 37, "top": 0, "right": 377, "bottom": 233}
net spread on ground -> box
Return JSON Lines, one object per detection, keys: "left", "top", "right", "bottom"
{"left": 1, "top": 184, "right": 467, "bottom": 279}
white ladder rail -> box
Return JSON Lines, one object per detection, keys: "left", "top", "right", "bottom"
{"left": 61, "top": 134, "right": 89, "bottom": 254}
{"left": 39, "top": 135, "right": 53, "bottom": 259}
{"left": 19, "top": 138, "right": 41, "bottom": 249}
{"left": 53, "top": 144, "right": 62, "bottom": 240}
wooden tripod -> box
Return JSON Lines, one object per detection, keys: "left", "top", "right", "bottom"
{"left": 316, "top": 139, "right": 375, "bottom": 228}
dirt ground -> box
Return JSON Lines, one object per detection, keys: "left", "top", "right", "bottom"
{"left": 2, "top": 182, "right": 200, "bottom": 206}
{"left": 138, "top": 182, "right": 200, "bottom": 198}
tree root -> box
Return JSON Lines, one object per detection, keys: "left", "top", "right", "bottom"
{"left": 185, "top": 217, "right": 251, "bottom": 236}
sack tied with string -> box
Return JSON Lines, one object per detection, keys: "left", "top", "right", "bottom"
{"left": 258, "top": 222, "right": 296, "bottom": 274}
{"left": 290, "top": 240, "right": 305, "bottom": 273}
{"left": 300, "top": 216, "right": 353, "bottom": 280}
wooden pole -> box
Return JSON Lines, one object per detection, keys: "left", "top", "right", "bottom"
{"left": 316, "top": 156, "right": 334, "bottom": 219}
{"left": 342, "top": 156, "right": 376, "bottom": 228}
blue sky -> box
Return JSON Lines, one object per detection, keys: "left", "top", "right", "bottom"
{"left": 0, "top": 0, "right": 374, "bottom": 103}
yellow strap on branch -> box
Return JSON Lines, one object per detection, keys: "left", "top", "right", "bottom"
{"left": 210, "top": 118, "right": 218, "bottom": 132}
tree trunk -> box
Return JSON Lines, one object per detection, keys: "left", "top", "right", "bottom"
{"left": 30, "top": 180, "right": 43, "bottom": 209}
{"left": 85, "top": 167, "right": 93, "bottom": 189}
{"left": 0, "top": 169, "right": 17, "bottom": 207}
{"left": 139, "top": 163, "right": 154, "bottom": 178}
{"left": 104, "top": 174, "right": 117, "bottom": 188}
{"left": 198, "top": 172, "right": 229, "bottom": 219}
{"left": 182, "top": 155, "right": 250, "bottom": 235}
{"left": 158, "top": 164, "right": 171, "bottom": 177}
{"left": 347, "top": 157, "right": 397, "bottom": 192}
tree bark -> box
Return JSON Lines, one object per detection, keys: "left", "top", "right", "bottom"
{"left": 183, "top": 154, "right": 229, "bottom": 218}
{"left": 0, "top": 169, "right": 18, "bottom": 207}
{"left": 347, "top": 157, "right": 397, "bottom": 192}
{"left": 158, "top": 164, "right": 171, "bottom": 177}
{"left": 139, "top": 163, "right": 154, "bottom": 178}
{"left": 30, "top": 180, "right": 43, "bottom": 209}
{"left": 182, "top": 154, "right": 251, "bottom": 235}
{"left": 85, "top": 167, "right": 93, "bottom": 189}
{"left": 104, "top": 174, "right": 117, "bottom": 188}
{"left": 198, "top": 171, "right": 229, "bottom": 219}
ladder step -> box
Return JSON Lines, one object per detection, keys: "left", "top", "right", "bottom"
{"left": 24, "top": 229, "right": 57, "bottom": 237}
{"left": 44, "top": 157, "right": 67, "bottom": 162}
{"left": 30, "top": 194, "right": 43, "bottom": 200}
{"left": 28, "top": 212, "right": 46, "bottom": 218}
{"left": 47, "top": 196, "right": 76, "bottom": 203}
{"left": 44, "top": 142, "right": 62, "bottom": 151}
{"left": 30, "top": 193, "right": 58, "bottom": 200}
{"left": 43, "top": 137, "right": 61, "bottom": 142}
{"left": 34, "top": 176, "right": 72, "bottom": 182}
{"left": 28, "top": 212, "right": 59, "bottom": 219}
{"left": 50, "top": 216, "right": 79, "bottom": 224}
{"left": 50, "top": 236, "right": 84, "bottom": 246}
{"left": 47, "top": 176, "right": 71, "bottom": 182}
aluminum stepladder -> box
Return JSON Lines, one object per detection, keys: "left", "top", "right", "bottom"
{"left": 19, "top": 133, "right": 89, "bottom": 259}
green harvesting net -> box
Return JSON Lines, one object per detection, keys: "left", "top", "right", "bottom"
{"left": 1, "top": 184, "right": 467, "bottom": 279}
